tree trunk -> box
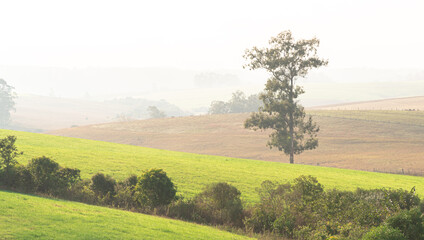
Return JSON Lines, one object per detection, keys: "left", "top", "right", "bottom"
{"left": 289, "top": 114, "right": 294, "bottom": 164}
{"left": 289, "top": 77, "right": 294, "bottom": 164}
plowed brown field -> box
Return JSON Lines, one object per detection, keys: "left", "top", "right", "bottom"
{"left": 49, "top": 110, "right": 424, "bottom": 174}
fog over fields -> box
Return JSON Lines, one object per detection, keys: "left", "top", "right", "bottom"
{"left": 1, "top": 1, "right": 423, "bottom": 131}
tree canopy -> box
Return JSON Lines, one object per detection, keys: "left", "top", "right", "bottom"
{"left": 243, "top": 31, "right": 328, "bottom": 164}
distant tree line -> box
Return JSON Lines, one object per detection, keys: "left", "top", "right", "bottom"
{"left": 209, "top": 90, "right": 262, "bottom": 114}
{"left": 108, "top": 97, "right": 185, "bottom": 120}
{"left": 1, "top": 136, "right": 423, "bottom": 239}
{"left": 0, "top": 79, "right": 16, "bottom": 128}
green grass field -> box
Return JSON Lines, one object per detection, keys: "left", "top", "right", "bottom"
{"left": 0, "top": 190, "right": 250, "bottom": 239}
{"left": 1, "top": 129, "right": 423, "bottom": 204}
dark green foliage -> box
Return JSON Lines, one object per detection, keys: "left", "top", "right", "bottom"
{"left": 63, "top": 179, "right": 96, "bottom": 204}
{"left": 113, "top": 175, "right": 138, "bottom": 209}
{"left": 194, "top": 182, "right": 244, "bottom": 227}
{"left": 9, "top": 165, "right": 34, "bottom": 192}
{"left": 20, "top": 156, "right": 81, "bottom": 195}
{"left": 0, "top": 79, "right": 16, "bottom": 127}
{"left": 386, "top": 208, "right": 424, "bottom": 240}
{"left": 209, "top": 90, "right": 262, "bottom": 114}
{"left": 243, "top": 31, "right": 327, "bottom": 164}
{"left": 27, "top": 156, "right": 61, "bottom": 194}
{"left": 167, "top": 183, "right": 244, "bottom": 227}
{"left": 244, "top": 176, "right": 324, "bottom": 238}
{"left": 57, "top": 167, "right": 81, "bottom": 188}
{"left": 386, "top": 187, "right": 420, "bottom": 210}
{"left": 167, "top": 198, "right": 198, "bottom": 222}
{"left": 363, "top": 225, "right": 406, "bottom": 240}
{"left": 292, "top": 175, "right": 324, "bottom": 202}
{"left": 122, "top": 174, "right": 138, "bottom": 189}
{"left": 90, "top": 173, "right": 116, "bottom": 196}
{"left": 245, "top": 176, "right": 421, "bottom": 239}
{"left": 135, "top": 169, "right": 176, "bottom": 208}
{"left": 0, "top": 136, "right": 23, "bottom": 185}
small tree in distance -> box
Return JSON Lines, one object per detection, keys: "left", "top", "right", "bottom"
{"left": 147, "top": 106, "right": 166, "bottom": 119}
{"left": 243, "top": 30, "right": 328, "bottom": 164}
{"left": 0, "top": 79, "right": 16, "bottom": 127}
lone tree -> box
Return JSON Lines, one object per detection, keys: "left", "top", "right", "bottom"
{"left": 0, "top": 79, "right": 16, "bottom": 127}
{"left": 243, "top": 31, "right": 328, "bottom": 164}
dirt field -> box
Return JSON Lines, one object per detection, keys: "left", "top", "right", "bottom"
{"left": 312, "top": 96, "right": 424, "bottom": 110}
{"left": 49, "top": 110, "right": 424, "bottom": 174}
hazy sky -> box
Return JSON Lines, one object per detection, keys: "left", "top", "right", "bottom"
{"left": 1, "top": 0, "right": 423, "bottom": 70}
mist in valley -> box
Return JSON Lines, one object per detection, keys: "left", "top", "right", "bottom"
{"left": 1, "top": 0, "right": 423, "bottom": 132}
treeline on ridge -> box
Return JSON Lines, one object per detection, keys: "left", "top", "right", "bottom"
{"left": 1, "top": 135, "right": 424, "bottom": 239}
{"left": 209, "top": 90, "right": 262, "bottom": 114}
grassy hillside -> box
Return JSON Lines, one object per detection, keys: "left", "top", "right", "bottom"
{"left": 0, "top": 190, "right": 250, "bottom": 239}
{"left": 49, "top": 111, "right": 424, "bottom": 174}
{"left": 1, "top": 129, "right": 424, "bottom": 203}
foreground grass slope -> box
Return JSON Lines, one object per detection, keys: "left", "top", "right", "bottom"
{"left": 2, "top": 129, "right": 423, "bottom": 203}
{"left": 50, "top": 110, "right": 424, "bottom": 174}
{"left": 0, "top": 191, "right": 249, "bottom": 240}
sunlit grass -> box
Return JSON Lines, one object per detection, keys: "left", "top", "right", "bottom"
{"left": 1, "top": 129, "right": 423, "bottom": 204}
{"left": 0, "top": 190, "right": 250, "bottom": 239}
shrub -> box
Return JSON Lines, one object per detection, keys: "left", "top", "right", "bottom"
{"left": 167, "top": 198, "right": 198, "bottom": 222}
{"left": 114, "top": 175, "right": 139, "bottom": 209}
{"left": 62, "top": 179, "right": 96, "bottom": 204}
{"left": 195, "top": 182, "right": 244, "bottom": 227}
{"left": 386, "top": 188, "right": 420, "bottom": 211}
{"left": 362, "top": 225, "right": 406, "bottom": 240}
{"left": 122, "top": 174, "right": 138, "bottom": 189}
{"left": 57, "top": 167, "right": 81, "bottom": 188}
{"left": 27, "top": 156, "right": 61, "bottom": 194}
{"left": 386, "top": 208, "right": 424, "bottom": 240}
{"left": 292, "top": 175, "right": 324, "bottom": 203}
{"left": 272, "top": 211, "right": 296, "bottom": 237}
{"left": 134, "top": 169, "right": 176, "bottom": 209}
{"left": 12, "top": 165, "right": 34, "bottom": 192}
{"left": 90, "top": 173, "right": 116, "bottom": 197}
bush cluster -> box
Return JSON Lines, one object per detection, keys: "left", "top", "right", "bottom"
{"left": 167, "top": 182, "right": 244, "bottom": 227}
{"left": 243, "top": 176, "right": 422, "bottom": 239}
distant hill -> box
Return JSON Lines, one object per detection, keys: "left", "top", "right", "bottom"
{"left": 310, "top": 96, "right": 424, "bottom": 110}
{"left": 49, "top": 110, "right": 424, "bottom": 174}
{"left": 10, "top": 94, "right": 187, "bottom": 132}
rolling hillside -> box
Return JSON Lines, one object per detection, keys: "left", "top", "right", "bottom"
{"left": 310, "top": 96, "right": 424, "bottom": 110}
{"left": 1, "top": 129, "right": 424, "bottom": 203}
{"left": 49, "top": 110, "right": 424, "bottom": 174}
{"left": 10, "top": 94, "right": 186, "bottom": 132}
{"left": 0, "top": 190, "right": 250, "bottom": 239}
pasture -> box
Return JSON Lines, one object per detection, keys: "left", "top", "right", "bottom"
{"left": 1, "top": 129, "right": 423, "bottom": 204}
{"left": 0, "top": 190, "right": 250, "bottom": 239}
